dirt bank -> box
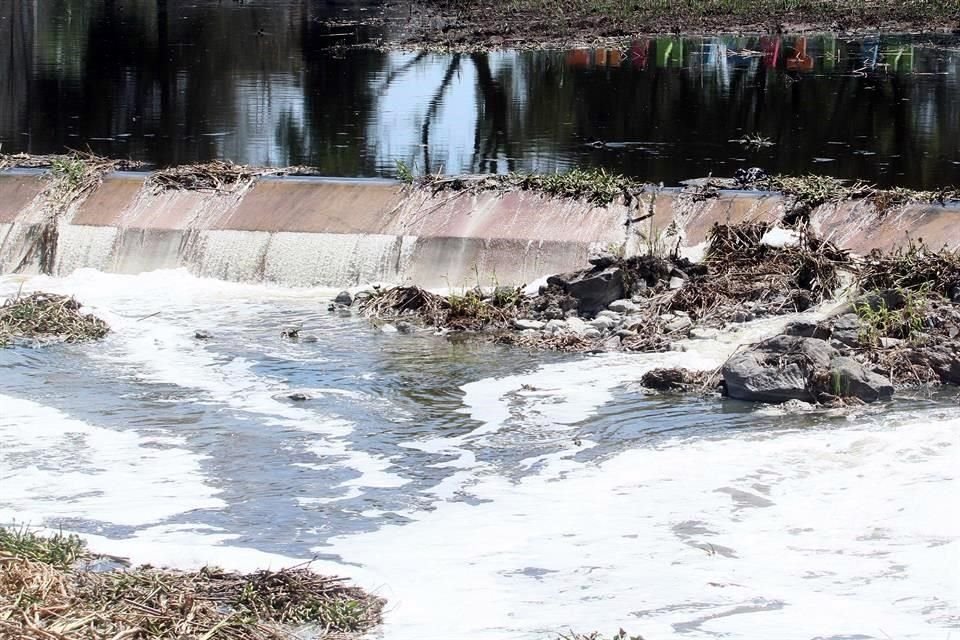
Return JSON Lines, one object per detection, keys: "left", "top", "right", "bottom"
{"left": 386, "top": 0, "right": 960, "bottom": 50}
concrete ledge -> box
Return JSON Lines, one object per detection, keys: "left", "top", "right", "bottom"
{"left": 1, "top": 171, "right": 958, "bottom": 287}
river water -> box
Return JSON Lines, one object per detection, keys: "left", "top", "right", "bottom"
{"left": 1, "top": 270, "right": 958, "bottom": 639}
{"left": 2, "top": 1, "right": 959, "bottom": 188}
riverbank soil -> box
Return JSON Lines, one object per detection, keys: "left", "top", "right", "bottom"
{"left": 392, "top": 0, "right": 960, "bottom": 49}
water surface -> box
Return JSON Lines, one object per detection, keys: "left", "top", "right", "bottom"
{"left": 0, "top": 270, "right": 957, "bottom": 639}
{"left": 2, "top": 2, "right": 959, "bottom": 187}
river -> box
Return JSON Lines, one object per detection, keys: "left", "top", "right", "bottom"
{"left": 1, "top": 270, "right": 957, "bottom": 639}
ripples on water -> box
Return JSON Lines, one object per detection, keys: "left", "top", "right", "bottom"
{"left": 1, "top": 1, "right": 959, "bottom": 187}
{"left": 0, "top": 270, "right": 957, "bottom": 639}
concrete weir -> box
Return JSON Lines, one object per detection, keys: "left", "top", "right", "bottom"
{"left": 1, "top": 171, "right": 958, "bottom": 288}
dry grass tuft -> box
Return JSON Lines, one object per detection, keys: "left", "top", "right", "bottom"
{"left": 668, "top": 222, "right": 850, "bottom": 323}
{"left": 359, "top": 285, "right": 521, "bottom": 331}
{"left": 144, "top": 162, "right": 317, "bottom": 194}
{"left": 0, "top": 292, "right": 109, "bottom": 347}
{"left": 0, "top": 527, "right": 384, "bottom": 640}
{"left": 856, "top": 241, "right": 960, "bottom": 299}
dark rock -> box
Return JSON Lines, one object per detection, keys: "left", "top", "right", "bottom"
{"left": 587, "top": 252, "right": 617, "bottom": 269}
{"left": 547, "top": 266, "right": 625, "bottom": 316}
{"left": 828, "top": 357, "right": 894, "bottom": 402}
{"left": 791, "top": 290, "right": 815, "bottom": 312}
{"left": 334, "top": 290, "right": 353, "bottom": 306}
{"left": 908, "top": 341, "right": 960, "bottom": 384}
{"left": 731, "top": 310, "right": 755, "bottom": 323}
{"left": 641, "top": 368, "right": 703, "bottom": 392}
{"left": 396, "top": 321, "right": 415, "bottom": 334}
{"left": 542, "top": 304, "right": 565, "bottom": 320}
{"left": 287, "top": 392, "right": 311, "bottom": 402}
{"left": 827, "top": 313, "right": 861, "bottom": 348}
{"left": 783, "top": 320, "right": 828, "bottom": 339}
{"left": 194, "top": 330, "right": 213, "bottom": 340}
{"left": 950, "top": 285, "right": 960, "bottom": 304}
{"left": 831, "top": 289, "right": 907, "bottom": 317}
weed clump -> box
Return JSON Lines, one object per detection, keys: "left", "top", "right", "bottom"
{"left": 0, "top": 526, "right": 384, "bottom": 640}
{"left": 668, "top": 222, "right": 850, "bottom": 323}
{"left": 0, "top": 292, "right": 109, "bottom": 346}
{"left": 0, "top": 527, "right": 86, "bottom": 570}
{"left": 856, "top": 241, "right": 960, "bottom": 300}
{"left": 417, "top": 169, "right": 644, "bottom": 206}
{"left": 359, "top": 285, "right": 524, "bottom": 331}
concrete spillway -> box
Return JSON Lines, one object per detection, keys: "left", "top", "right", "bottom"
{"left": 1, "top": 171, "right": 958, "bottom": 288}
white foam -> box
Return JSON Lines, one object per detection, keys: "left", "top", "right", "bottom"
{"left": 0, "top": 269, "right": 406, "bottom": 502}
{"left": 327, "top": 411, "right": 960, "bottom": 640}
{"left": 0, "top": 395, "right": 224, "bottom": 527}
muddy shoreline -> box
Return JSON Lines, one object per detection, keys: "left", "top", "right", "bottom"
{"left": 379, "top": 0, "right": 960, "bottom": 51}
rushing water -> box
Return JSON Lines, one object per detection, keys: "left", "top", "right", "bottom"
{"left": 2, "top": 1, "right": 959, "bottom": 187}
{"left": 1, "top": 270, "right": 958, "bottom": 639}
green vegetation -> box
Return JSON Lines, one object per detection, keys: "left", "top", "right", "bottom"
{"left": 396, "top": 159, "right": 415, "bottom": 184}
{"left": 0, "top": 526, "right": 384, "bottom": 640}
{"left": 855, "top": 288, "right": 928, "bottom": 347}
{"left": 0, "top": 292, "right": 109, "bottom": 347}
{"left": 0, "top": 526, "right": 86, "bottom": 569}
{"left": 734, "top": 133, "right": 774, "bottom": 150}
{"left": 753, "top": 174, "right": 959, "bottom": 221}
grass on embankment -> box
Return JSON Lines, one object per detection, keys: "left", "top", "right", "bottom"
{"left": 0, "top": 526, "right": 384, "bottom": 639}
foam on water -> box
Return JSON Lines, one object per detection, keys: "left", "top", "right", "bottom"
{"left": 1, "top": 269, "right": 407, "bottom": 504}
{"left": 0, "top": 395, "right": 224, "bottom": 527}
{"left": 327, "top": 410, "right": 960, "bottom": 640}
{"left": 1, "top": 269, "right": 957, "bottom": 640}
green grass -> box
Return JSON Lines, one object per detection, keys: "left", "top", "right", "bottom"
{"left": 855, "top": 287, "right": 929, "bottom": 346}
{"left": 0, "top": 525, "right": 87, "bottom": 569}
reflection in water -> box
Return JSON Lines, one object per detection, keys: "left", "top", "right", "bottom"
{"left": 1, "top": 1, "right": 958, "bottom": 187}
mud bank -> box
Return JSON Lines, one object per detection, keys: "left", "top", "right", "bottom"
{"left": 1, "top": 167, "right": 958, "bottom": 290}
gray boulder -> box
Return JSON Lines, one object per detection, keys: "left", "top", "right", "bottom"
{"left": 547, "top": 266, "right": 625, "bottom": 316}
{"left": 334, "top": 290, "right": 353, "bottom": 306}
{"left": 828, "top": 357, "right": 894, "bottom": 402}
{"left": 723, "top": 335, "right": 834, "bottom": 403}
{"left": 722, "top": 335, "right": 893, "bottom": 404}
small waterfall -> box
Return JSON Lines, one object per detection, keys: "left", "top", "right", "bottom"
{"left": 2, "top": 170, "right": 957, "bottom": 288}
